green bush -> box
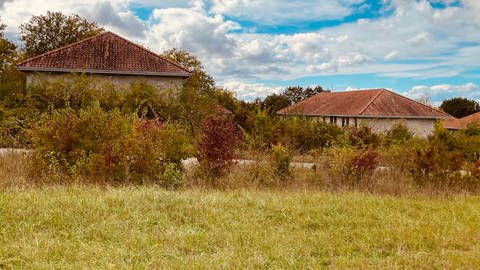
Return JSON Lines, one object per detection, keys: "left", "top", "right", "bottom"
{"left": 271, "top": 143, "right": 291, "bottom": 179}
{"left": 162, "top": 163, "right": 183, "bottom": 190}
{"left": 346, "top": 124, "right": 381, "bottom": 147}
{"left": 30, "top": 103, "right": 191, "bottom": 185}
{"left": 384, "top": 121, "right": 414, "bottom": 145}
{"left": 243, "top": 108, "right": 279, "bottom": 150}
{"left": 280, "top": 117, "right": 344, "bottom": 151}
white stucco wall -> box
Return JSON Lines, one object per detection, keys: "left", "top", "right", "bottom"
{"left": 311, "top": 116, "right": 437, "bottom": 137}
{"left": 25, "top": 72, "right": 186, "bottom": 89}
{"left": 359, "top": 118, "right": 436, "bottom": 137}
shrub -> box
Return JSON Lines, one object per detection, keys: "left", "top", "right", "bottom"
{"left": 345, "top": 149, "right": 380, "bottom": 188}
{"left": 409, "top": 143, "right": 465, "bottom": 186}
{"left": 280, "top": 117, "right": 343, "bottom": 151}
{"left": 243, "top": 108, "right": 279, "bottom": 150}
{"left": 30, "top": 103, "right": 191, "bottom": 185}
{"left": 325, "top": 147, "right": 380, "bottom": 189}
{"left": 162, "top": 163, "right": 183, "bottom": 190}
{"left": 196, "top": 115, "right": 244, "bottom": 177}
{"left": 384, "top": 121, "right": 414, "bottom": 145}
{"left": 271, "top": 143, "right": 291, "bottom": 179}
{"left": 346, "top": 124, "right": 381, "bottom": 147}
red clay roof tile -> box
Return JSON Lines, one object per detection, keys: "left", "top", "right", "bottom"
{"left": 445, "top": 112, "right": 480, "bottom": 129}
{"left": 278, "top": 89, "right": 452, "bottom": 119}
{"left": 17, "top": 31, "right": 190, "bottom": 76}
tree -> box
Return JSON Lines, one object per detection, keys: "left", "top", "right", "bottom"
{"left": 440, "top": 97, "right": 480, "bottom": 118}
{"left": 262, "top": 93, "right": 290, "bottom": 114}
{"left": 282, "top": 85, "right": 326, "bottom": 104}
{"left": 0, "top": 18, "right": 18, "bottom": 79}
{"left": 20, "top": 11, "right": 104, "bottom": 57}
{"left": 208, "top": 88, "right": 238, "bottom": 112}
{"left": 415, "top": 94, "right": 433, "bottom": 107}
{"left": 161, "top": 48, "right": 215, "bottom": 94}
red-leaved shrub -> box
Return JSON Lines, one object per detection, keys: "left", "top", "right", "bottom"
{"left": 196, "top": 115, "right": 243, "bottom": 176}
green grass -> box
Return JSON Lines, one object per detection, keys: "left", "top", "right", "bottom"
{"left": 1, "top": 186, "right": 480, "bottom": 269}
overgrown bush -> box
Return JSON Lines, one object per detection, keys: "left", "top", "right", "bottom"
{"left": 280, "top": 117, "right": 343, "bottom": 151}
{"left": 349, "top": 149, "right": 380, "bottom": 181}
{"left": 410, "top": 139, "right": 465, "bottom": 187}
{"left": 196, "top": 115, "right": 244, "bottom": 177}
{"left": 30, "top": 103, "right": 191, "bottom": 185}
{"left": 271, "top": 143, "right": 291, "bottom": 179}
{"left": 242, "top": 108, "right": 279, "bottom": 150}
{"left": 324, "top": 147, "right": 380, "bottom": 189}
{"left": 384, "top": 121, "right": 414, "bottom": 145}
{"left": 346, "top": 124, "right": 381, "bottom": 147}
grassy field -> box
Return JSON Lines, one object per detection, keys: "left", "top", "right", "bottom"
{"left": 1, "top": 186, "right": 480, "bottom": 269}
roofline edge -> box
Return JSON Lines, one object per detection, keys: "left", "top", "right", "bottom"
{"left": 276, "top": 112, "right": 452, "bottom": 119}
{"left": 16, "top": 67, "right": 191, "bottom": 77}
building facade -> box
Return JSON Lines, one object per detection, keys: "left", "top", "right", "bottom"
{"left": 278, "top": 89, "right": 452, "bottom": 137}
{"left": 17, "top": 31, "right": 190, "bottom": 88}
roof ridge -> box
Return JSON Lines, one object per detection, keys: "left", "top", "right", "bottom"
{"left": 104, "top": 32, "right": 190, "bottom": 74}
{"left": 280, "top": 90, "right": 328, "bottom": 113}
{"left": 383, "top": 89, "right": 452, "bottom": 118}
{"left": 17, "top": 31, "right": 109, "bottom": 67}
{"left": 358, "top": 89, "right": 384, "bottom": 115}
{"left": 17, "top": 31, "right": 190, "bottom": 74}
{"left": 460, "top": 111, "right": 480, "bottom": 120}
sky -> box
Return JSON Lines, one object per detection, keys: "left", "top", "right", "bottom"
{"left": 1, "top": 0, "right": 480, "bottom": 103}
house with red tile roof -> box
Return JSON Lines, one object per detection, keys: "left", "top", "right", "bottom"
{"left": 16, "top": 31, "right": 190, "bottom": 87}
{"left": 445, "top": 112, "right": 480, "bottom": 130}
{"left": 278, "top": 89, "right": 452, "bottom": 137}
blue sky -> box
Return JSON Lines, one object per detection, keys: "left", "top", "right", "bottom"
{"left": 1, "top": 0, "right": 480, "bottom": 103}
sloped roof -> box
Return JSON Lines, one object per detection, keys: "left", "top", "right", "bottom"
{"left": 445, "top": 112, "right": 480, "bottom": 129}
{"left": 278, "top": 89, "right": 451, "bottom": 119}
{"left": 17, "top": 31, "right": 190, "bottom": 77}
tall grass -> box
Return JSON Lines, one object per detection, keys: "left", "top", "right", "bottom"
{"left": 1, "top": 151, "right": 477, "bottom": 196}
{"left": 1, "top": 186, "right": 479, "bottom": 269}
{"left": 0, "top": 151, "right": 30, "bottom": 188}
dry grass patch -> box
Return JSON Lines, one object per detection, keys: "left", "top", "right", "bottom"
{"left": 0, "top": 151, "right": 31, "bottom": 188}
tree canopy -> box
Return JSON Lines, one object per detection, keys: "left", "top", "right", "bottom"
{"left": 440, "top": 97, "right": 480, "bottom": 118}
{"left": 282, "top": 86, "right": 327, "bottom": 104}
{"left": 161, "top": 48, "right": 215, "bottom": 94}
{"left": 259, "top": 85, "right": 328, "bottom": 115}
{"left": 20, "top": 11, "right": 104, "bottom": 57}
{"left": 262, "top": 94, "right": 290, "bottom": 114}
{"left": 0, "top": 18, "right": 18, "bottom": 81}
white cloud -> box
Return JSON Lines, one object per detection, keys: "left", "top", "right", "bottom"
{"left": 221, "top": 81, "right": 284, "bottom": 100}
{"left": 403, "top": 83, "right": 480, "bottom": 102}
{"left": 384, "top": 50, "right": 399, "bottom": 61}
{"left": 209, "top": 0, "right": 365, "bottom": 25}
{"left": 407, "top": 32, "right": 430, "bottom": 46}
{"left": 0, "top": 0, "right": 144, "bottom": 38}
{"left": 0, "top": 0, "right": 13, "bottom": 9}
{"left": 147, "top": 7, "right": 239, "bottom": 57}
{"left": 307, "top": 52, "right": 373, "bottom": 73}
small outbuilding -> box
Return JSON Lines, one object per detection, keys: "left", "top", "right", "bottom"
{"left": 277, "top": 88, "right": 452, "bottom": 137}
{"left": 16, "top": 31, "right": 191, "bottom": 87}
